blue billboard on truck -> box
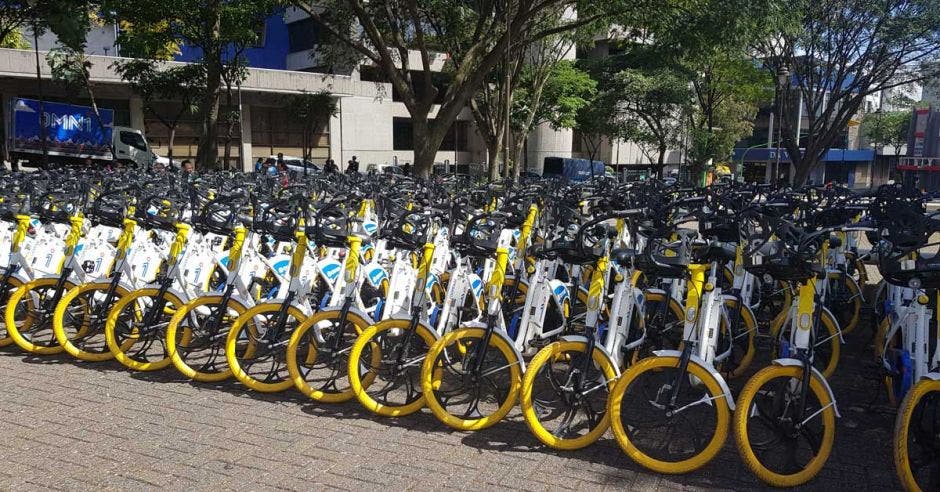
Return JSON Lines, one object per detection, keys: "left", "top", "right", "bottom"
{"left": 11, "top": 98, "right": 114, "bottom": 159}
{"left": 543, "top": 157, "right": 605, "bottom": 181}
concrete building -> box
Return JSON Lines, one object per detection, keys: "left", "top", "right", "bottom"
{"left": 1, "top": 10, "right": 681, "bottom": 174}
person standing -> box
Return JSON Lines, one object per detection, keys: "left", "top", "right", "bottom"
{"left": 347, "top": 155, "right": 359, "bottom": 174}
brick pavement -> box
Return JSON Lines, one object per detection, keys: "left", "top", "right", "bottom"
{"left": 0, "top": 316, "right": 901, "bottom": 491}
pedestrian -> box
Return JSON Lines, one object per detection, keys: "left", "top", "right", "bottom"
{"left": 277, "top": 161, "right": 290, "bottom": 187}
{"left": 182, "top": 159, "right": 194, "bottom": 174}
{"left": 324, "top": 159, "right": 337, "bottom": 174}
{"left": 255, "top": 157, "right": 264, "bottom": 173}
{"left": 347, "top": 155, "right": 359, "bottom": 174}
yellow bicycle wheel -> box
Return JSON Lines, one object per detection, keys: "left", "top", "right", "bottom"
{"left": 0, "top": 276, "right": 26, "bottom": 348}
{"left": 733, "top": 364, "right": 837, "bottom": 487}
{"left": 421, "top": 327, "right": 522, "bottom": 431}
{"left": 894, "top": 378, "right": 940, "bottom": 492}
{"left": 640, "top": 290, "right": 685, "bottom": 352}
{"left": 826, "top": 272, "right": 861, "bottom": 335}
{"left": 348, "top": 318, "right": 438, "bottom": 416}
{"left": 520, "top": 340, "right": 617, "bottom": 450}
{"left": 5, "top": 277, "right": 76, "bottom": 355}
{"left": 608, "top": 355, "right": 730, "bottom": 474}
{"left": 53, "top": 282, "right": 132, "bottom": 361}
{"left": 814, "top": 309, "right": 841, "bottom": 379}
{"left": 769, "top": 282, "right": 794, "bottom": 338}
{"left": 718, "top": 298, "right": 757, "bottom": 379}
{"left": 225, "top": 302, "right": 307, "bottom": 392}
{"left": 105, "top": 288, "right": 185, "bottom": 371}
{"left": 166, "top": 295, "right": 250, "bottom": 382}
{"left": 286, "top": 309, "right": 376, "bottom": 403}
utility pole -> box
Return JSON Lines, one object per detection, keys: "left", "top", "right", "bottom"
{"left": 32, "top": 17, "right": 48, "bottom": 168}
{"left": 503, "top": 0, "right": 512, "bottom": 181}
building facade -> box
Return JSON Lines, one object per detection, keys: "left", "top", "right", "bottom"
{"left": 2, "top": 11, "right": 682, "bottom": 174}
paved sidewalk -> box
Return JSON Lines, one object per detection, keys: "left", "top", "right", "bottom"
{"left": 0, "top": 323, "right": 901, "bottom": 491}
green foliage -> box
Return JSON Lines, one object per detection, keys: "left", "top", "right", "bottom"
{"left": 286, "top": 90, "right": 337, "bottom": 161}
{"left": 0, "top": 1, "right": 32, "bottom": 45}
{"left": 861, "top": 111, "right": 911, "bottom": 153}
{"left": 286, "top": 90, "right": 338, "bottom": 123}
{"left": 113, "top": 59, "right": 206, "bottom": 116}
{"left": 103, "top": 0, "right": 277, "bottom": 59}
{"left": 47, "top": 48, "right": 92, "bottom": 90}
{"left": 756, "top": 0, "right": 940, "bottom": 184}
{"left": 0, "top": 29, "right": 29, "bottom": 49}
{"left": 515, "top": 60, "right": 596, "bottom": 131}
{"left": 683, "top": 53, "right": 773, "bottom": 166}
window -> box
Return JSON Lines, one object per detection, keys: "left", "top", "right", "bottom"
{"left": 572, "top": 130, "right": 583, "bottom": 153}
{"left": 359, "top": 65, "right": 389, "bottom": 83}
{"left": 119, "top": 131, "right": 147, "bottom": 151}
{"left": 287, "top": 18, "right": 321, "bottom": 53}
{"left": 393, "top": 118, "right": 413, "bottom": 150}
{"left": 392, "top": 71, "right": 451, "bottom": 104}
{"left": 394, "top": 118, "right": 468, "bottom": 152}
{"left": 440, "top": 121, "right": 469, "bottom": 151}
{"left": 251, "top": 21, "right": 266, "bottom": 48}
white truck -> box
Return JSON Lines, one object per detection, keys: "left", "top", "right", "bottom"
{"left": 8, "top": 97, "right": 153, "bottom": 168}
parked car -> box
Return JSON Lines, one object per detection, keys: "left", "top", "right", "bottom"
{"left": 266, "top": 155, "right": 320, "bottom": 174}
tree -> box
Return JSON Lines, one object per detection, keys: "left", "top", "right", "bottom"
{"left": 286, "top": 90, "right": 339, "bottom": 169}
{"left": 683, "top": 53, "right": 772, "bottom": 179}
{"left": 292, "top": 0, "right": 653, "bottom": 178}
{"left": 604, "top": 66, "right": 687, "bottom": 170}
{"left": 469, "top": 42, "right": 526, "bottom": 181}
{"left": 40, "top": 2, "right": 115, "bottom": 159}
{"left": 107, "top": 0, "right": 280, "bottom": 168}
{"left": 0, "top": 2, "right": 31, "bottom": 46}
{"left": 756, "top": 0, "right": 940, "bottom": 185}
{"left": 572, "top": 89, "right": 622, "bottom": 164}
{"left": 113, "top": 60, "right": 206, "bottom": 168}
{"left": 862, "top": 110, "right": 911, "bottom": 155}
{"left": 511, "top": 58, "right": 595, "bottom": 176}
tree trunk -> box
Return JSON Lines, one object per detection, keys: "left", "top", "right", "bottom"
{"left": 196, "top": 4, "right": 222, "bottom": 170}
{"left": 80, "top": 64, "right": 114, "bottom": 161}
{"left": 413, "top": 118, "right": 444, "bottom": 179}
{"left": 167, "top": 124, "right": 177, "bottom": 168}
{"left": 486, "top": 137, "right": 503, "bottom": 182}
{"left": 657, "top": 145, "right": 667, "bottom": 179}
{"left": 223, "top": 88, "right": 235, "bottom": 170}
{"left": 512, "top": 136, "right": 526, "bottom": 179}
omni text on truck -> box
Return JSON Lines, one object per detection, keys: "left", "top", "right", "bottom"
{"left": 8, "top": 98, "right": 152, "bottom": 168}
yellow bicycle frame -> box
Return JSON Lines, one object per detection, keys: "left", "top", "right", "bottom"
{"left": 343, "top": 235, "right": 362, "bottom": 283}
{"left": 290, "top": 222, "right": 309, "bottom": 279}
{"left": 107, "top": 217, "right": 138, "bottom": 275}
{"left": 227, "top": 225, "right": 248, "bottom": 273}
{"left": 683, "top": 264, "right": 709, "bottom": 333}
{"left": 486, "top": 247, "right": 510, "bottom": 303}
{"left": 586, "top": 255, "right": 609, "bottom": 313}
{"left": 167, "top": 223, "right": 192, "bottom": 268}
{"left": 11, "top": 214, "right": 30, "bottom": 254}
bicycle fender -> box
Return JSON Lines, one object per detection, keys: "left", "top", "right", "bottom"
{"left": 316, "top": 305, "right": 375, "bottom": 326}
{"left": 772, "top": 358, "right": 841, "bottom": 417}
{"left": 653, "top": 349, "right": 735, "bottom": 411}
{"left": 381, "top": 315, "right": 441, "bottom": 342}
{"left": 922, "top": 372, "right": 940, "bottom": 382}
{"left": 457, "top": 321, "right": 527, "bottom": 373}
{"left": 558, "top": 335, "right": 621, "bottom": 377}
{"left": 820, "top": 306, "right": 845, "bottom": 344}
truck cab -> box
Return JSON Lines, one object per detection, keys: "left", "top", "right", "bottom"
{"left": 113, "top": 127, "right": 152, "bottom": 168}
